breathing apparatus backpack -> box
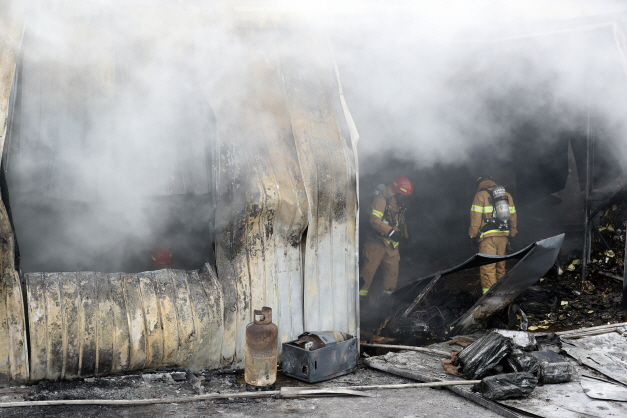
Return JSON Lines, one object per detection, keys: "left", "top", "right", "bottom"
{"left": 481, "top": 185, "right": 510, "bottom": 232}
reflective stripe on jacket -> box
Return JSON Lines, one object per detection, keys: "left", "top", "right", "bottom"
{"left": 469, "top": 179, "right": 518, "bottom": 241}
{"left": 369, "top": 190, "right": 401, "bottom": 248}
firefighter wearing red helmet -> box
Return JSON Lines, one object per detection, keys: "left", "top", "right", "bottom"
{"left": 359, "top": 176, "right": 412, "bottom": 304}
{"left": 149, "top": 246, "right": 173, "bottom": 270}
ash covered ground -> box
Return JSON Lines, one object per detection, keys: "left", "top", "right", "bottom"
{"left": 0, "top": 367, "right": 498, "bottom": 418}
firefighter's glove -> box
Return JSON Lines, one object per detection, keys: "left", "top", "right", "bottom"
{"left": 470, "top": 236, "right": 479, "bottom": 251}
{"left": 506, "top": 238, "right": 515, "bottom": 255}
{"left": 388, "top": 229, "right": 402, "bottom": 242}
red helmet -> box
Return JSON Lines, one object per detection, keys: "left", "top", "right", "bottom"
{"left": 151, "top": 247, "right": 172, "bottom": 266}
{"left": 389, "top": 176, "right": 413, "bottom": 196}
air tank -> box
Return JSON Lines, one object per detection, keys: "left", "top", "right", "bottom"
{"left": 492, "top": 185, "right": 511, "bottom": 223}
{"left": 245, "top": 307, "right": 278, "bottom": 390}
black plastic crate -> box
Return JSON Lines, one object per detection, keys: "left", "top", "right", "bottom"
{"left": 281, "top": 335, "right": 358, "bottom": 383}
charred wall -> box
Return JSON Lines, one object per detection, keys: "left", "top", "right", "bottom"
{"left": 0, "top": 7, "right": 358, "bottom": 385}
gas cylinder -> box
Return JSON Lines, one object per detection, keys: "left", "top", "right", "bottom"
{"left": 491, "top": 185, "right": 511, "bottom": 223}
{"left": 245, "top": 306, "right": 278, "bottom": 390}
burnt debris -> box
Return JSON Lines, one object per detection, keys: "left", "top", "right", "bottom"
{"left": 514, "top": 202, "right": 627, "bottom": 331}
{"left": 364, "top": 235, "right": 564, "bottom": 345}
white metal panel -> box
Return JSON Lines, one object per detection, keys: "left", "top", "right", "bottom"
{"left": 279, "top": 39, "right": 358, "bottom": 336}
{"left": 0, "top": 15, "right": 28, "bottom": 386}
{"left": 207, "top": 31, "right": 311, "bottom": 366}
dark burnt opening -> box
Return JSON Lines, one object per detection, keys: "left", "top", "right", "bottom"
{"left": 354, "top": 28, "right": 627, "bottom": 337}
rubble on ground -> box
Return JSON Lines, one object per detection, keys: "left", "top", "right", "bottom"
{"left": 366, "top": 324, "right": 627, "bottom": 416}
{"left": 514, "top": 202, "right": 627, "bottom": 331}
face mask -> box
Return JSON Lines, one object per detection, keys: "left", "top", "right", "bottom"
{"left": 396, "top": 193, "right": 408, "bottom": 207}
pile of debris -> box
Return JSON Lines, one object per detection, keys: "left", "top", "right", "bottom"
{"left": 365, "top": 323, "right": 627, "bottom": 416}
{"left": 445, "top": 330, "right": 572, "bottom": 400}
{"left": 514, "top": 203, "right": 627, "bottom": 331}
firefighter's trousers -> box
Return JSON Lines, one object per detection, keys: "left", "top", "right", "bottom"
{"left": 359, "top": 239, "right": 400, "bottom": 295}
{"left": 478, "top": 236, "right": 509, "bottom": 292}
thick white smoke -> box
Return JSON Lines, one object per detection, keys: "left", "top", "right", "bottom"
{"left": 3, "top": 0, "right": 627, "bottom": 272}
{"left": 320, "top": 1, "right": 627, "bottom": 168}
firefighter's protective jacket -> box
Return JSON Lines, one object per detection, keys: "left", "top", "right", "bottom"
{"left": 368, "top": 188, "right": 402, "bottom": 248}
{"left": 469, "top": 179, "right": 518, "bottom": 241}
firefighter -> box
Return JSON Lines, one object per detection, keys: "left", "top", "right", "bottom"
{"left": 359, "top": 176, "right": 412, "bottom": 304}
{"left": 469, "top": 176, "right": 518, "bottom": 294}
{"left": 150, "top": 246, "right": 173, "bottom": 270}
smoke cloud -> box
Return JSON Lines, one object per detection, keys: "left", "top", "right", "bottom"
{"left": 3, "top": 1, "right": 627, "bottom": 273}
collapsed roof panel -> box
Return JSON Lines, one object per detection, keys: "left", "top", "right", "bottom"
{"left": 450, "top": 234, "right": 564, "bottom": 335}
{"left": 388, "top": 234, "right": 564, "bottom": 340}
{"left": 367, "top": 327, "right": 627, "bottom": 418}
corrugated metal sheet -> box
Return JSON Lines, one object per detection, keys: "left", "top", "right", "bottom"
{"left": 209, "top": 31, "right": 310, "bottom": 367}
{"left": 0, "top": 13, "right": 28, "bottom": 387}
{"left": 207, "top": 30, "right": 357, "bottom": 367}
{"left": 0, "top": 269, "right": 28, "bottom": 385}
{"left": 279, "top": 41, "right": 358, "bottom": 335}
{"left": 24, "top": 265, "right": 224, "bottom": 381}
